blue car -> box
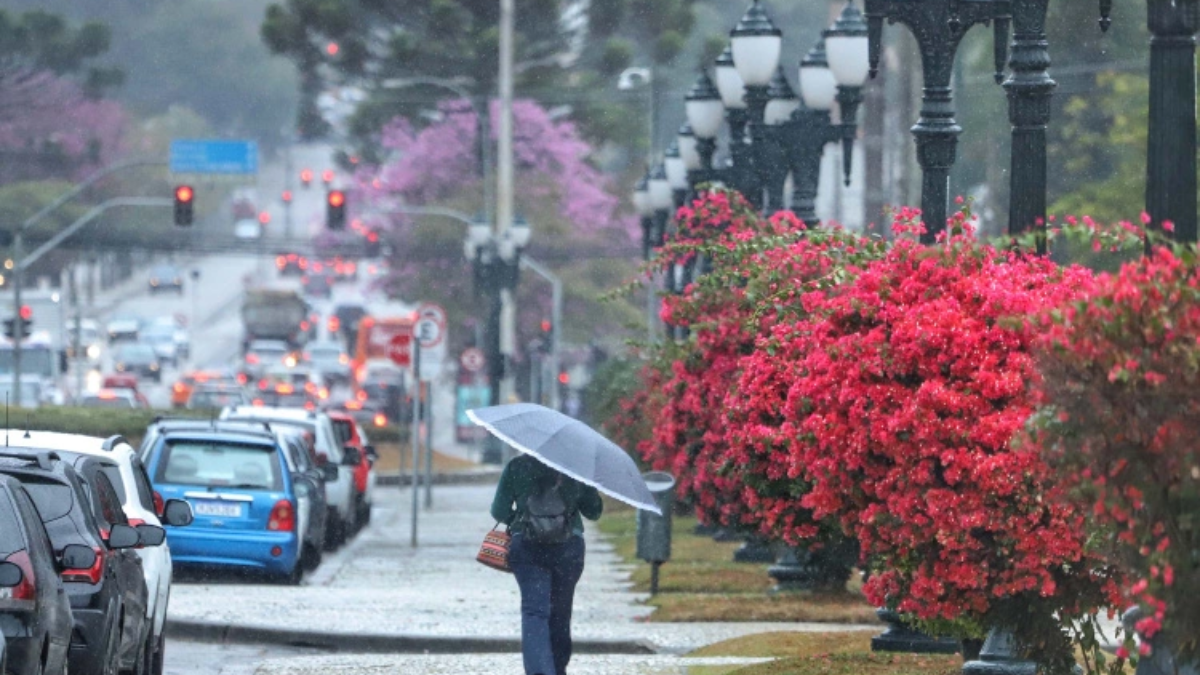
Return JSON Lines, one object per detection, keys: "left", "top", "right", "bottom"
{"left": 141, "top": 424, "right": 303, "bottom": 583}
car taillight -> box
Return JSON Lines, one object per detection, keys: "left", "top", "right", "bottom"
{"left": 0, "top": 551, "right": 36, "bottom": 604}
{"left": 237, "top": 373, "right": 248, "bottom": 385}
{"left": 153, "top": 491, "right": 165, "bottom": 517}
{"left": 276, "top": 256, "right": 286, "bottom": 268}
{"left": 173, "top": 383, "right": 185, "bottom": 393}
{"left": 61, "top": 547, "right": 104, "bottom": 585}
{"left": 246, "top": 354, "right": 260, "bottom": 365}
{"left": 373, "top": 413, "right": 387, "bottom": 427}
{"left": 267, "top": 499, "right": 295, "bottom": 532}
{"left": 328, "top": 317, "right": 340, "bottom": 333}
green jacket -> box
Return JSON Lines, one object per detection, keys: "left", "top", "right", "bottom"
{"left": 490, "top": 455, "right": 603, "bottom": 536}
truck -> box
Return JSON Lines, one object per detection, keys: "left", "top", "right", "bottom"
{"left": 350, "top": 314, "right": 415, "bottom": 423}
{"left": 240, "top": 288, "right": 311, "bottom": 353}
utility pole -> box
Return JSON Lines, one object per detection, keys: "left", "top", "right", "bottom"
{"left": 498, "top": 0, "right": 516, "bottom": 404}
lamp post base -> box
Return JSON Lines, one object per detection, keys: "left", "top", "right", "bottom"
{"left": 961, "top": 628, "right": 1038, "bottom": 675}
{"left": 870, "top": 608, "right": 960, "bottom": 654}
{"left": 732, "top": 537, "right": 776, "bottom": 563}
{"left": 767, "top": 545, "right": 854, "bottom": 593}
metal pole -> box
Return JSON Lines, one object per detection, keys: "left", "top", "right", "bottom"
{"left": 71, "top": 268, "right": 84, "bottom": 400}
{"left": 284, "top": 141, "right": 294, "bottom": 240}
{"left": 518, "top": 257, "right": 561, "bottom": 411}
{"left": 423, "top": 380, "right": 433, "bottom": 509}
{"left": 498, "top": 0, "right": 516, "bottom": 404}
{"left": 13, "top": 231, "right": 23, "bottom": 408}
{"left": 1146, "top": 0, "right": 1199, "bottom": 244}
{"left": 1005, "top": 0, "right": 1053, "bottom": 253}
{"left": 410, "top": 339, "right": 422, "bottom": 547}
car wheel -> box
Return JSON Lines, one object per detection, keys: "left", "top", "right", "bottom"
{"left": 322, "top": 516, "right": 343, "bottom": 552}
{"left": 102, "top": 616, "right": 121, "bottom": 675}
{"left": 149, "top": 633, "right": 165, "bottom": 675}
{"left": 302, "top": 542, "right": 322, "bottom": 572}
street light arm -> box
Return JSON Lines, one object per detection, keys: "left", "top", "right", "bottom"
{"left": 20, "top": 159, "right": 168, "bottom": 233}
{"left": 20, "top": 197, "right": 173, "bottom": 271}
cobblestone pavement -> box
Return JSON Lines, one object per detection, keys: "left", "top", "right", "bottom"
{"left": 252, "top": 652, "right": 772, "bottom": 675}
{"left": 168, "top": 483, "right": 878, "bottom": 656}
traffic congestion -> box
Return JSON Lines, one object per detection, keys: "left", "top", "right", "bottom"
{"left": 0, "top": 165, "right": 417, "bottom": 675}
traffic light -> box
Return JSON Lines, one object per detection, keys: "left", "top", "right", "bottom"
{"left": 282, "top": 190, "right": 293, "bottom": 204}
{"left": 18, "top": 305, "right": 31, "bottom": 339}
{"left": 363, "top": 229, "right": 381, "bottom": 257}
{"left": 300, "top": 169, "right": 313, "bottom": 188}
{"left": 326, "top": 190, "right": 347, "bottom": 230}
{"left": 539, "top": 319, "right": 553, "bottom": 352}
{"left": 321, "top": 169, "right": 334, "bottom": 185}
{"left": 173, "top": 185, "right": 194, "bottom": 226}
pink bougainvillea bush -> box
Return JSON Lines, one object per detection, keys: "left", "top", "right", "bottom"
{"left": 1036, "top": 242, "right": 1200, "bottom": 665}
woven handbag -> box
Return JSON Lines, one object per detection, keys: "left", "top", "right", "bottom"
{"left": 477, "top": 524, "right": 512, "bottom": 573}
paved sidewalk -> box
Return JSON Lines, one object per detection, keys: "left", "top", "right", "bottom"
{"left": 168, "top": 483, "right": 877, "bottom": 661}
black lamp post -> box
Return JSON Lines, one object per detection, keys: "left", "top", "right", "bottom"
{"left": 1144, "top": 0, "right": 1199, "bottom": 244}
{"left": 1004, "top": 0, "right": 1053, "bottom": 252}
{"left": 685, "top": 71, "right": 724, "bottom": 190}
{"left": 664, "top": 139, "right": 691, "bottom": 209}
{"left": 715, "top": 46, "right": 756, "bottom": 206}
{"left": 865, "top": 0, "right": 1011, "bottom": 243}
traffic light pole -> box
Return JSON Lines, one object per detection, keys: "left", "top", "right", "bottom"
{"left": 519, "top": 256, "right": 561, "bottom": 412}
{"left": 12, "top": 194, "right": 171, "bottom": 407}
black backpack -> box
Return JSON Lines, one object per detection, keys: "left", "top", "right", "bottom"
{"left": 521, "top": 475, "right": 574, "bottom": 544}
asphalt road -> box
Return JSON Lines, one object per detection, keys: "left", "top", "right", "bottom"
{"left": 165, "top": 640, "right": 323, "bottom": 675}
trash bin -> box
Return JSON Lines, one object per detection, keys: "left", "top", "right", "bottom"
{"left": 636, "top": 471, "right": 675, "bottom": 594}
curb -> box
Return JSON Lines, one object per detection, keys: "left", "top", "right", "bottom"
{"left": 165, "top": 620, "right": 657, "bottom": 655}
{"left": 376, "top": 469, "right": 502, "bottom": 487}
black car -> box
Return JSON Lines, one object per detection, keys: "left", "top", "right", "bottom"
{"left": 113, "top": 344, "right": 162, "bottom": 383}
{"left": 0, "top": 452, "right": 147, "bottom": 675}
{"left": 276, "top": 429, "right": 330, "bottom": 571}
{"left": 0, "top": 473, "right": 85, "bottom": 675}
{"left": 147, "top": 265, "right": 183, "bottom": 295}
{"left": 301, "top": 274, "right": 333, "bottom": 299}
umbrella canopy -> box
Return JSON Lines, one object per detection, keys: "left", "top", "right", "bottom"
{"left": 467, "top": 403, "right": 662, "bottom": 515}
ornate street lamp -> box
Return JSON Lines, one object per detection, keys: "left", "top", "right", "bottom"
{"left": 714, "top": 46, "right": 756, "bottom": 205}
{"left": 664, "top": 139, "right": 690, "bottom": 209}
{"left": 730, "top": 1, "right": 782, "bottom": 210}
{"left": 760, "top": 67, "right": 800, "bottom": 214}
{"left": 1004, "top": 0, "right": 1054, "bottom": 252}
{"left": 632, "top": 173, "right": 655, "bottom": 261}
{"left": 648, "top": 162, "right": 674, "bottom": 251}
{"left": 685, "top": 71, "right": 724, "bottom": 188}
{"left": 865, "top": 0, "right": 1011, "bottom": 243}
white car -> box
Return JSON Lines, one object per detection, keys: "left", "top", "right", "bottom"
{"left": 233, "top": 219, "right": 261, "bottom": 240}
{"left": 10, "top": 432, "right": 193, "bottom": 675}
{"left": 219, "top": 406, "right": 357, "bottom": 549}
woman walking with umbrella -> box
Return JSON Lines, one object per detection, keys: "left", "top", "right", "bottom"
{"left": 471, "top": 403, "right": 663, "bottom": 675}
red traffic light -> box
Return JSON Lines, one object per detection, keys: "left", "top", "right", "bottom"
{"left": 282, "top": 190, "right": 293, "bottom": 203}
{"left": 322, "top": 169, "right": 335, "bottom": 185}
{"left": 558, "top": 371, "right": 570, "bottom": 385}
{"left": 174, "top": 185, "right": 194, "bottom": 203}
{"left": 18, "top": 305, "right": 31, "bottom": 321}
{"left": 300, "top": 169, "right": 313, "bottom": 185}
{"left": 258, "top": 211, "right": 272, "bottom": 225}
{"left": 328, "top": 190, "right": 345, "bottom": 208}
{"left": 540, "top": 319, "right": 552, "bottom": 333}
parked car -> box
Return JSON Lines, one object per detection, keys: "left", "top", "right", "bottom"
{"left": 218, "top": 407, "right": 359, "bottom": 550}
{"left": 138, "top": 422, "right": 308, "bottom": 584}
{"left": 0, "top": 451, "right": 147, "bottom": 675}
{"left": 100, "top": 374, "right": 150, "bottom": 408}
{"left": 12, "top": 433, "right": 192, "bottom": 675}
{"left": 112, "top": 343, "right": 162, "bottom": 382}
{"left": 147, "top": 265, "right": 183, "bottom": 295}
{"left": 326, "top": 411, "right": 377, "bottom": 530}
{"left": 274, "top": 428, "right": 331, "bottom": 571}
{"left": 0, "top": 474, "right": 77, "bottom": 675}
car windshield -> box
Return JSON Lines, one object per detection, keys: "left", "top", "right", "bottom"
{"left": 190, "top": 389, "right": 247, "bottom": 407}
{"left": 0, "top": 492, "right": 24, "bottom": 557}
{"left": 152, "top": 266, "right": 178, "bottom": 278}
{"left": 309, "top": 346, "right": 342, "bottom": 361}
{"left": 157, "top": 440, "right": 282, "bottom": 490}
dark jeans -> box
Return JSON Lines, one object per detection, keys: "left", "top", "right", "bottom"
{"left": 508, "top": 533, "right": 586, "bottom": 675}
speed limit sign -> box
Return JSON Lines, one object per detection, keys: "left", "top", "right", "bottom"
{"left": 415, "top": 317, "right": 443, "bottom": 349}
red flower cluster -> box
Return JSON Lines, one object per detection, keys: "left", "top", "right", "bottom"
{"left": 1037, "top": 245, "right": 1200, "bottom": 661}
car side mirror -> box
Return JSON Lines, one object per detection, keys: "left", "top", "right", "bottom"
{"left": 61, "top": 543, "right": 98, "bottom": 571}
{"left": 342, "top": 447, "right": 362, "bottom": 467}
{"left": 108, "top": 523, "right": 140, "bottom": 550}
{"left": 320, "top": 463, "right": 339, "bottom": 482}
{"left": 163, "top": 499, "right": 194, "bottom": 527}
{"left": 364, "top": 445, "right": 378, "bottom": 461}
{"left": 293, "top": 478, "right": 312, "bottom": 499}
{"left": 136, "top": 524, "right": 166, "bottom": 547}
{"left": 0, "top": 560, "right": 22, "bottom": 587}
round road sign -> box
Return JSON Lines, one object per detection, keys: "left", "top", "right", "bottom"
{"left": 417, "top": 303, "right": 447, "bottom": 329}
{"left": 415, "top": 317, "right": 443, "bottom": 349}
{"left": 460, "top": 347, "right": 485, "bottom": 373}
{"left": 388, "top": 333, "right": 412, "bottom": 367}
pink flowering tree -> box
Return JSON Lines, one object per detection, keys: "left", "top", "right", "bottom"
{"left": 355, "top": 99, "right": 639, "bottom": 341}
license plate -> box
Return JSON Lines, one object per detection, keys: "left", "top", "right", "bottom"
{"left": 193, "top": 502, "right": 242, "bottom": 517}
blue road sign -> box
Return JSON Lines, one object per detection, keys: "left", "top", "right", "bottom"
{"left": 170, "top": 140, "right": 258, "bottom": 175}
